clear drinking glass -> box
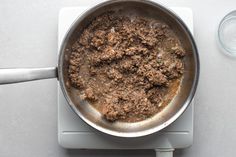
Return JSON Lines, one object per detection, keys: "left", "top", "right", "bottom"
{"left": 218, "top": 10, "right": 236, "bottom": 57}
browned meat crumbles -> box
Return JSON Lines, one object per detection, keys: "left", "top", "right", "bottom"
{"left": 68, "top": 12, "right": 186, "bottom": 122}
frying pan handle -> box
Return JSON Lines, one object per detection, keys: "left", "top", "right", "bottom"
{"left": 0, "top": 67, "right": 57, "bottom": 84}
{"left": 155, "top": 149, "right": 174, "bottom": 157}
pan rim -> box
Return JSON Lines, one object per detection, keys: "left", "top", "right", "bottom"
{"left": 58, "top": 0, "right": 200, "bottom": 138}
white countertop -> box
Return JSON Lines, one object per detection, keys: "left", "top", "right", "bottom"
{"left": 0, "top": 0, "right": 236, "bottom": 157}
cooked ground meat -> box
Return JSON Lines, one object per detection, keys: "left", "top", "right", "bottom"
{"left": 68, "top": 12, "right": 185, "bottom": 122}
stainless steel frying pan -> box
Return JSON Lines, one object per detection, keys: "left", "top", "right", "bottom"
{"left": 0, "top": 0, "right": 199, "bottom": 137}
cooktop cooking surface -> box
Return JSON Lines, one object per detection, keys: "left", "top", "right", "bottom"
{"left": 58, "top": 6, "right": 194, "bottom": 150}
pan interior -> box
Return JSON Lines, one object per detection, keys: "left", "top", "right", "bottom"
{"left": 59, "top": 0, "right": 198, "bottom": 137}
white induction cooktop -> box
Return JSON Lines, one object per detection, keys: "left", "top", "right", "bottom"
{"left": 57, "top": 6, "right": 194, "bottom": 154}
